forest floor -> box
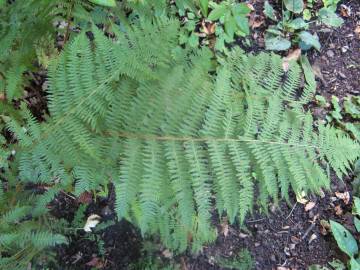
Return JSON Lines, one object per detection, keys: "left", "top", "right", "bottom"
{"left": 25, "top": 0, "right": 360, "bottom": 269}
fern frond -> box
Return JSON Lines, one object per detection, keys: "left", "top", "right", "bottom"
{"left": 12, "top": 20, "right": 360, "bottom": 252}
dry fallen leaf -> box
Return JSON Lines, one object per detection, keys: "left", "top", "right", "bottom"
{"left": 334, "top": 205, "right": 343, "bottom": 216}
{"left": 86, "top": 257, "right": 104, "bottom": 268}
{"left": 180, "top": 257, "right": 188, "bottom": 270}
{"left": 304, "top": 201, "right": 316, "bottom": 212}
{"left": 246, "top": 3, "right": 255, "bottom": 11}
{"left": 0, "top": 93, "right": 5, "bottom": 101}
{"left": 83, "top": 214, "right": 101, "bottom": 232}
{"left": 221, "top": 218, "right": 229, "bottom": 237}
{"left": 312, "top": 62, "right": 327, "bottom": 87}
{"left": 320, "top": 219, "right": 331, "bottom": 235}
{"left": 202, "top": 21, "right": 216, "bottom": 35}
{"left": 249, "top": 14, "right": 265, "bottom": 29}
{"left": 340, "top": 4, "right": 351, "bottom": 17}
{"left": 335, "top": 191, "right": 350, "bottom": 205}
{"left": 282, "top": 48, "right": 302, "bottom": 72}
{"left": 296, "top": 191, "right": 309, "bottom": 204}
{"left": 355, "top": 25, "right": 360, "bottom": 38}
{"left": 77, "top": 191, "right": 93, "bottom": 204}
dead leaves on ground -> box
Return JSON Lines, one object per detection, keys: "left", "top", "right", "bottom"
{"left": 77, "top": 191, "right": 93, "bottom": 204}
{"left": 335, "top": 191, "right": 350, "bottom": 205}
{"left": 249, "top": 13, "right": 265, "bottom": 29}
{"left": 304, "top": 201, "right": 316, "bottom": 212}
{"left": 201, "top": 21, "right": 216, "bottom": 36}
{"left": 221, "top": 217, "right": 229, "bottom": 237}
{"left": 282, "top": 48, "right": 301, "bottom": 72}
{"left": 86, "top": 257, "right": 104, "bottom": 269}
{"left": 340, "top": 4, "right": 351, "bottom": 17}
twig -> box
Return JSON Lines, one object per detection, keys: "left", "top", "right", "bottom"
{"left": 246, "top": 218, "right": 266, "bottom": 223}
{"left": 285, "top": 202, "right": 297, "bottom": 220}
{"left": 301, "top": 222, "right": 316, "bottom": 241}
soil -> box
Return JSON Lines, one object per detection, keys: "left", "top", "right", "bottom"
{"left": 15, "top": 0, "right": 360, "bottom": 269}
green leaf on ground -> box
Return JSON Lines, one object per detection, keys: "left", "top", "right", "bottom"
{"left": 265, "top": 36, "right": 291, "bottom": 51}
{"left": 330, "top": 220, "right": 358, "bottom": 257}
{"left": 283, "top": 0, "right": 304, "bottom": 13}
{"left": 208, "top": 4, "right": 228, "bottom": 20}
{"left": 299, "top": 31, "right": 321, "bottom": 50}
{"left": 264, "top": 1, "right": 276, "bottom": 20}
{"left": 318, "top": 8, "right": 344, "bottom": 27}
{"left": 288, "top": 18, "right": 308, "bottom": 30}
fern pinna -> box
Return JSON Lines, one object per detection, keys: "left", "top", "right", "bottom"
{"left": 6, "top": 19, "right": 360, "bottom": 252}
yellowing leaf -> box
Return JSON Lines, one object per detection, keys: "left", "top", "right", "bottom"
{"left": 296, "top": 191, "right": 308, "bottom": 204}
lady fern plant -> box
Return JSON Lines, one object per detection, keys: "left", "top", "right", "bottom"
{"left": 0, "top": 141, "right": 67, "bottom": 269}
{"left": 5, "top": 18, "right": 360, "bottom": 252}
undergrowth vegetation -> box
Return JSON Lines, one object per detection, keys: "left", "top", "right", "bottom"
{"left": 0, "top": 0, "right": 359, "bottom": 268}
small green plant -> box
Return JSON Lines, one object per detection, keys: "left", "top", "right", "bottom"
{"left": 310, "top": 197, "right": 360, "bottom": 270}
{"left": 216, "top": 249, "right": 254, "bottom": 270}
{"left": 170, "top": 0, "right": 251, "bottom": 51}
{"left": 263, "top": 0, "right": 343, "bottom": 51}
{"left": 328, "top": 197, "right": 360, "bottom": 269}
{"left": 0, "top": 165, "right": 67, "bottom": 269}
{"left": 318, "top": 0, "right": 343, "bottom": 27}
{"left": 206, "top": 1, "right": 251, "bottom": 51}
{"left": 315, "top": 94, "right": 360, "bottom": 197}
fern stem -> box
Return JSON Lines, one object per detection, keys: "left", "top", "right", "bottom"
{"left": 102, "top": 130, "right": 320, "bottom": 149}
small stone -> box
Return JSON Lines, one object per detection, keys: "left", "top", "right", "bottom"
{"left": 338, "top": 72, "right": 347, "bottom": 79}
{"left": 289, "top": 243, "right": 296, "bottom": 250}
{"left": 255, "top": 242, "right": 261, "bottom": 247}
{"left": 308, "top": 233, "right": 318, "bottom": 244}
{"left": 326, "top": 50, "right": 335, "bottom": 58}
{"left": 341, "top": 46, "right": 349, "bottom": 53}
{"left": 284, "top": 246, "right": 291, "bottom": 256}
{"left": 239, "top": 232, "right": 248, "bottom": 238}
